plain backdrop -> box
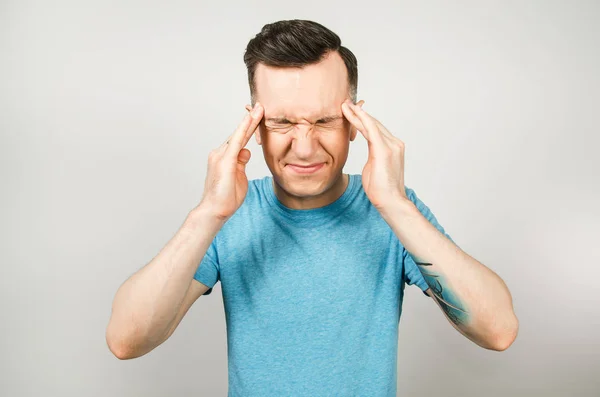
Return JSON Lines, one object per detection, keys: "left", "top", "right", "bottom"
{"left": 1, "top": 1, "right": 599, "bottom": 396}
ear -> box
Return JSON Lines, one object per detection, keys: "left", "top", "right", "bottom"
{"left": 245, "top": 104, "right": 262, "bottom": 145}
{"left": 349, "top": 99, "right": 365, "bottom": 142}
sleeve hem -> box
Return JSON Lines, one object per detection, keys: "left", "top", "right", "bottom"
{"left": 193, "top": 256, "right": 219, "bottom": 295}
{"left": 193, "top": 273, "right": 216, "bottom": 289}
{"left": 415, "top": 278, "right": 430, "bottom": 293}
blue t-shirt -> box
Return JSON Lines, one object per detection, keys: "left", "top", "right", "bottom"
{"left": 194, "top": 173, "right": 454, "bottom": 396}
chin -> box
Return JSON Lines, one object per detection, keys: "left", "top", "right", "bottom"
{"left": 281, "top": 180, "right": 327, "bottom": 198}
{"left": 276, "top": 164, "right": 337, "bottom": 197}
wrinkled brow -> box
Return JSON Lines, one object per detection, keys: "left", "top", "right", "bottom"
{"left": 265, "top": 115, "right": 343, "bottom": 124}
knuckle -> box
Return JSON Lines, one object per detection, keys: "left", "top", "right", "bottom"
{"left": 208, "top": 150, "right": 220, "bottom": 163}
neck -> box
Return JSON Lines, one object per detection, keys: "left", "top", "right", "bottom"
{"left": 272, "top": 173, "right": 349, "bottom": 210}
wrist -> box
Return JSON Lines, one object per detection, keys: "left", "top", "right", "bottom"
{"left": 380, "top": 196, "right": 417, "bottom": 221}
{"left": 186, "top": 204, "right": 227, "bottom": 232}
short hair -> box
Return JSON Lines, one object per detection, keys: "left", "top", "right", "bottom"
{"left": 243, "top": 19, "right": 358, "bottom": 105}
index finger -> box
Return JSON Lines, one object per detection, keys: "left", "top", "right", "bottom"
{"left": 225, "top": 103, "right": 264, "bottom": 158}
{"left": 341, "top": 100, "right": 368, "bottom": 139}
{"left": 347, "top": 101, "right": 386, "bottom": 149}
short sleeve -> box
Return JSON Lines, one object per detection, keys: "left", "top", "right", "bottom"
{"left": 193, "top": 236, "right": 220, "bottom": 296}
{"left": 402, "top": 186, "right": 459, "bottom": 296}
{"left": 403, "top": 253, "right": 430, "bottom": 294}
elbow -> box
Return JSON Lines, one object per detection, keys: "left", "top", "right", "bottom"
{"left": 111, "top": 345, "right": 134, "bottom": 361}
{"left": 106, "top": 321, "right": 162, "bottom": 360}
{"left": 106, "top": 329, "right": 133, "bottom": 360}
{"left": 110, "top": 346, "right": 132, "bottom": 360}
{"left": 105, "top": 322, "right": 142, "bottom": 360}
{"left": 488, "top": 314, "right": 519, "bottom": 352}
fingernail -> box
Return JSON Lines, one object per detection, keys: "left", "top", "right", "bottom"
{"left": 251, "top": 103, "right": 261, "bottom": 117}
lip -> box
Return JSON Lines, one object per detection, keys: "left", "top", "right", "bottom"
{"left": 287, "top": 162, "right": 325, "bottom": 174}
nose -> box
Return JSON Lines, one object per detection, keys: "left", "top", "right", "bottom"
{"left": 290, "top": 125, "right": 320, "bottom": 160}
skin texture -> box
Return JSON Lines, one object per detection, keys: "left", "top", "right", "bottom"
{"left": 416, "top": 261, "right": 469, "bottom": 325}
{"left": 245, "top": 51, "right": 363, "bottom": 210}
{"left": 242, "top": 50, "right": 518, "bottom": 351}
{"left": 340, "top": 100, "right": 518, "bottom": 350}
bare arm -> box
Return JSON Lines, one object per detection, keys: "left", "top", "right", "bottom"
{"left": 106, "top": 103, "right": 264, "bottom": 359}
{"left": 160, "top": 279, "right": 211, "bottom": 342}
{"left": 105, "top": 102, "right": 264, "bottom": 360}
{"left": 105, "top": 206, "right": 224, "bottom": 360}
{"left": 391, "top": 201, "right": 518, "bottom": 351}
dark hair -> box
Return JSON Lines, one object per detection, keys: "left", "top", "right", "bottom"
{"left": 243, "top": 20, "right": 358, "bottom": 105}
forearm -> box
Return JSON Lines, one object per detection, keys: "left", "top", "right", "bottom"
{"left": 106, "top": 205, "right": 224, "bottom": 357}
{"left": 384, "top": 199, "right": 518, "bottom": 350}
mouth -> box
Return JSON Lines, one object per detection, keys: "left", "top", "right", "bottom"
{"left": 286, "top": 162, "right": 326, "bottom": 174}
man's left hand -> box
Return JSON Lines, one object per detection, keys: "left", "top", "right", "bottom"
{"left": 341, "top": 99, "right": 411, "bottom": 212}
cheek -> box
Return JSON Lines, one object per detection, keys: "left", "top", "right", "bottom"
{"left": 318, "top": 141, "right": 349, "bottom": 166}
{"left": 262, "top": 134, "right": 288, "bottom": 159}
{"left": 321, "top": 129, "right": 350, "bottom": 150}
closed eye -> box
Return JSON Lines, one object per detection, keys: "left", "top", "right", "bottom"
{"left": 316, "top": 116, "right": 342, "bottom": 124}
{"left": 316, "top": 117, "right": 343, "bottom": 128}
{"left": 317, "top": 119, "right": 332, "bottom": 124}
{"left": 265, "top": 120, "right": 292, "bottom": 129}
{"left": 265, "top": 116, "right": 342, "bottom": 131}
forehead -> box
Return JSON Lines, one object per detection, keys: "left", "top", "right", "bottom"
{"left": 254, "top": 51, "right": 349, "bottom": 121}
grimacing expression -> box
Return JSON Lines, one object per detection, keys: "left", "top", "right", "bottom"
{"left": 250, "top": 51, "right": 360, "bottom": 199}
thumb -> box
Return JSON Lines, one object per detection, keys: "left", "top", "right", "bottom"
{"left": 237, "top": 148, "right": 251, "bottom": 165}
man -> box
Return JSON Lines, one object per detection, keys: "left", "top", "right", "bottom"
{"left": 106, "top": 19, "right": 519, "bottom": 396}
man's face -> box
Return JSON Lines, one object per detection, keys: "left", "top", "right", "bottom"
{"left": 250, "top": 51, "right": 360, "bottom": 202}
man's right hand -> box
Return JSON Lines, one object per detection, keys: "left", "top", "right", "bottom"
{"left": 199, "top": 102, "right": 264, "bottom": 221}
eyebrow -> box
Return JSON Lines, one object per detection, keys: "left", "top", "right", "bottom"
{"left": 265, "top": 115, "right": 342, "bottom": 124}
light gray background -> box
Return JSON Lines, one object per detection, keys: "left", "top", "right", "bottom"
{"left": 1, "top": 1, "right": 598, "bottom": 396}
